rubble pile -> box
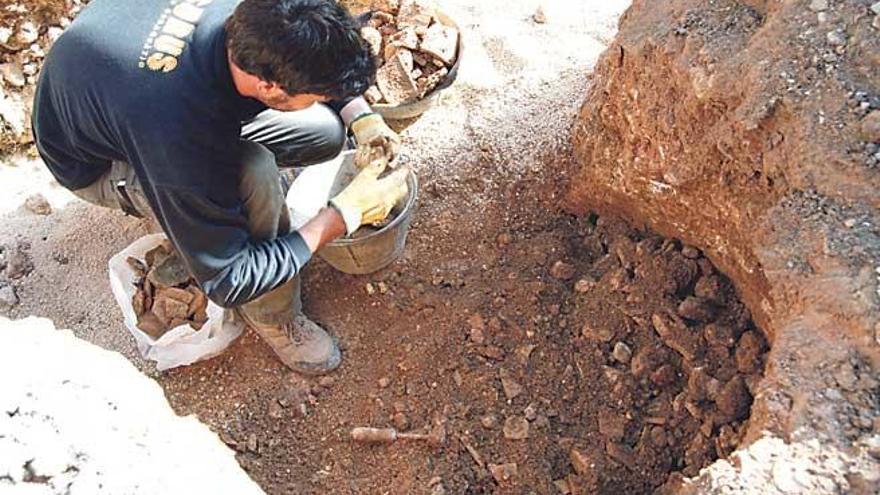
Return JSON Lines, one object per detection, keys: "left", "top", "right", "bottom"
{"left": 0, "top": 0, "right": 80, "bottom": 154}
{"left": 359, "top": 0, "right": 459, "bottom": 105}
{"left": 561, "top": 219, "right": 768, "bottom": 491}
{"left": 127, "top": 240, "right": 208, "bottom": 339}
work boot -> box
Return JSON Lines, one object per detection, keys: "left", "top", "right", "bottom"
{"left": 237, "top": 278, "right": 341, "bottom": 375}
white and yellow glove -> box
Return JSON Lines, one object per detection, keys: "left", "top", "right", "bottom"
{"left": 330, "top": 147, "right": 409, "bottom": 235}
{"left": 350, "top": 113, "right": 401, "bottom": 165}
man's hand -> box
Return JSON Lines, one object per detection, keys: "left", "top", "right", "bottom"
{"left": 350, "top": 113, "right": 401, "bottom": 165}
{"left": 330, "top": 148, "right": 409, "bottom": 235}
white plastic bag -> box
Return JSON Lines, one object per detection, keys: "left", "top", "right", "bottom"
{"left": 108, "top": 234, "right": 244, "bottom": 371}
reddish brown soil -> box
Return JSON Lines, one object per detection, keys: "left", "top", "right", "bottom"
{"left": 160, "top": 167, "right": 767, "bottom": 494}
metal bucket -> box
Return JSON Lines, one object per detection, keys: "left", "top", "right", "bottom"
{"left": 318, "top": 170, "right": 419, "bottom": 275}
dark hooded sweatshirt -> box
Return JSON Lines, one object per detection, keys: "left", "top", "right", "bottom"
{"left": 32, "top": 0, "right": 333, "bottom": 307}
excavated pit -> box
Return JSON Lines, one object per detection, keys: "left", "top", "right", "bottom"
{"left": 432, "top": 212, "right": 773, "bottom": 493}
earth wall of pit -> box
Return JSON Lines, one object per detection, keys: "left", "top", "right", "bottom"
{"left": 568, "top": 0, "right": 879, "bottom": 492}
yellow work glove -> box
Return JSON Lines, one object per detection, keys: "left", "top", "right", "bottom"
{"left": 350, "top": 113, "right": 401, "bottom": 165}
{"left": 330, "top": 148, "right": 409, "bottom": 235}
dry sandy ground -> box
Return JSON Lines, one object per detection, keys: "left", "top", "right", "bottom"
{"left": 0, "top": 0, "right": 630, "bottom": 374}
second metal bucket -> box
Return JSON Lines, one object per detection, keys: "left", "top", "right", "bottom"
{"left": 318, "top": 171, "right": 419, "bottom": 275}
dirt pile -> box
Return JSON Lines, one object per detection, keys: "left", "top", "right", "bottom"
{"left": 568, "top": 0, "right": 879, "bottom": 492}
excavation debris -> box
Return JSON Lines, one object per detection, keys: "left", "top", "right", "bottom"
{"left": 0, "top": 283, "right": 18, "bottom": 310}
{"left": 129, "top": 240, "right": 208, "bottom": 339}
{"left": 3, "top": 242, "right": 33, "bottom": 280}
{"left": 533, "top": 6, "right": 547, "bottom": 24}
{"left": 361, "top": 0, "right": 459, "bottom": 104}
{"left": 502, "top": 416, "right": 529, "bottom": 440}
{"left": 488, "top": 463, "right": 518, "bottom": 484}
{"left": 23, "top": 193, "right": 51, "bottom": 215}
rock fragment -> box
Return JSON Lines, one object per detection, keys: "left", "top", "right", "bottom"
{"left": 5, "top": 245, "right": 33, "bottom": 280}
{"left": 499, "top": 369, "right": 524, "bottom": 400}
{"left": 502, "top": 416, "right": 529, "bottom": 440}
{"left": 612, "top": 342, "right": 632, "bottom": 364}
{"left": 24, "top": 194, "right": 52, "bottom": 215}
{"left": 480, "top": 414, "right": 498, "bottom": 429}
{"left": 550, "top": 260, "right": 576, "bottom": 280}
{"left": 392, "top": 412, "right": 410, "bottom": 430}
{"left": 468, "top": 313, "right": 486, "bottom": 344}
{"left": 246, "top": 434, "right": 259, "bottom": 454}
{"left": 371, "top": 0, "right": 400, "bottom": 13}
{"left": 389, "top": 27, "right": 420, "bottom": 51}
{"left": 488, "top": 463, "right": 518, "bottom": 484}
{"left": 652, "top": 313, "right": 702, "bottom": 361}
{"left": 833, "top": 363, "right": 858, "bottom": 391}
{"left": 704, "top": 323, "right": 736, "bottom": 349}
{"left": 376, "top": 50, "right": 420, "bottom": 105}
{"left": 533, "top": 6, "right": 547, "bottom": 24}
{"left": 17, "top": 22, "right": 38, "bottom": 45}
{"left": 716, "top": 376, "right": 752, "bottom": 421}
{"left": 553, "top": 479, "right": 570, "bottom": 494}
{"left": 630, "top": 344, "right": 668, "bottom": 378}
{"left": 1, "top": 62, "right": 26, "bottom": 88}
{"left": 364, "top": 85, "right": 384, "bottom": 104}
{"left": 397, "top": 0, "right": 435, "bottom": 29}
{"left": 0, "top": 284, "right": 18, "bottom": 310}
{"left": 148, "top": 253, "right": 190, "bottom": 288}
{"left": 826, "top": 30, "right": 846, "bottom": 47}
{"left": 132, "top": 243, "right": 209, "bottom": 338}
{"left": 734, "top": 331, "right": 765, "bottom": 374}
{"left": 569, "top": 448, "right": 593, "bottom": 475}
{"left": 418, "top": 67, "right": 448, "bottom": 97}
{"left": 136, "top": 312, "right": 167, "bottom": 339}
{"left": 419, "top": 24, "right": 458, "bottom": 65}
{"left": 676, "top": 296, "right": 717, "bottom": 322}
{"left": 860, "top": 111, "right": 880, "bottom": 143}
{"left": 597, "top": 408, "right": 628, "bottom": 441}
{"left": 360, "top": 26, "right": 383, "bottom": 57}
{"left": 582, "top": 320, "right": 615, "bottom": 342}
{"left": 808, "top": 0, "right": 828, "bottom": 12}
{"left": 682, "top": 434, "right": 713, "bottom": 476}
{"left": 650, "top": 364, "right": 677, "bottom": 387}
{"left": 574, "top": 277, "right": 595, "bottom": 293}
{"left": 605, "top": 441, "right": 636, "bottom": 469}
{"left": 476, "top": 345, "right": 505, "bottom": 360}
{"left": 681, "top": 246, "right": 701, "bottom": 259}
{"left": 694, "top": 274, "right": 725, "bottom": 302}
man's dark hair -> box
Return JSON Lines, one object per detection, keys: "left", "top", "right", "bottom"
{"left": 226, "top": 0, "right": 375, "bottom": 100}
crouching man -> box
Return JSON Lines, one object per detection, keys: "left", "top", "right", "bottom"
{"left": 32, "top": 0, "right": 407, "bottom": 375}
